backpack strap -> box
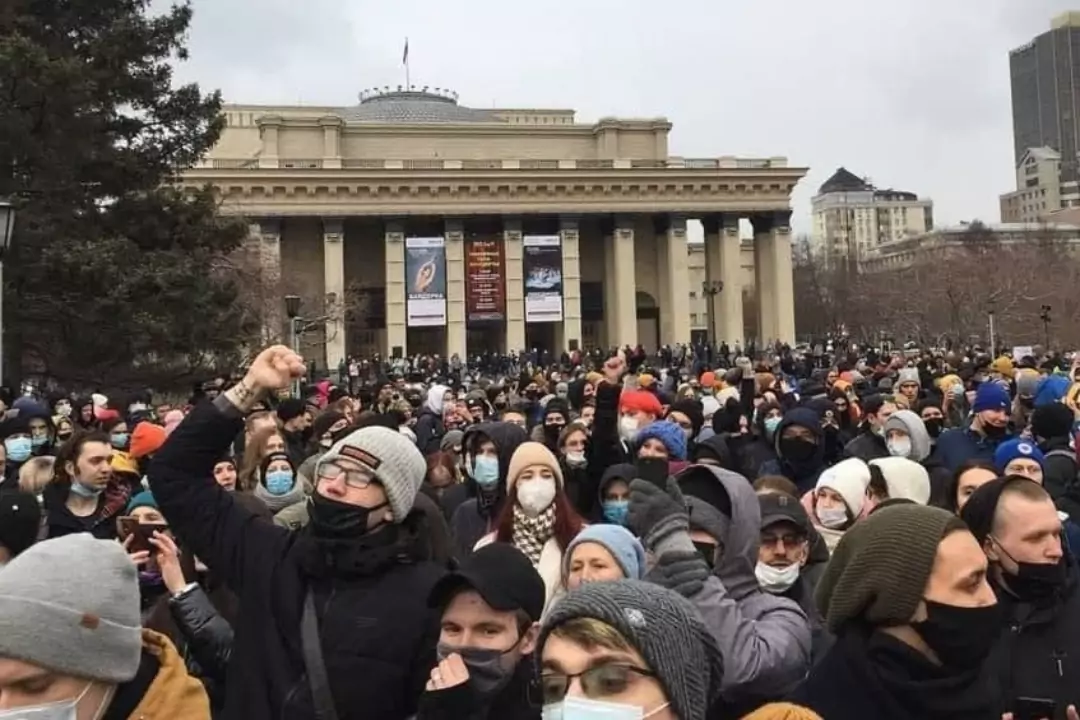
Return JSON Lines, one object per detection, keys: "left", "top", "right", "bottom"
{"left": 301, "top": 590, "right": 340, "bottom": 720}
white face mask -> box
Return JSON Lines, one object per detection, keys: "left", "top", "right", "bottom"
{"left": 618, "top": 416, "right": 638, "bottom": 442}
{"left": 755, "top": 561, "right": 801, "bottom": 594}
{"left": 543, "top": 696, "right": 670, "bottom": 719}
{"left": 517, "top": 477, "right": 557, "bottom": 517}
{"left": 565, "top": 451, "right": 587, "bottom": 468}
{"left": 817, "top": 505, "right": 849, "bottom": 529}
{"left": 0, "top": 682, "right": 94, "bottom": 720}
{"left": 887, "top": 438, "right": 912, "bottom": 458}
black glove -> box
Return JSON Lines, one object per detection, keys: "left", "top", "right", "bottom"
{"left": 645, "top": 550, "right": 710, "bottom": 598}
{"left": 626, "top": 477, "right": 689, "bottom": 551}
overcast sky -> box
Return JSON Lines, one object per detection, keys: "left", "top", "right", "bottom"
{"left": 172, "top": 0, "right": 1073, "bottom": 234}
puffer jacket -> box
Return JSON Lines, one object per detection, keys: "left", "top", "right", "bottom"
{"left": 169, "top": 584, "right": 234, "bottom": 690}
{"left": 678, "top": 465, "right": 812, "bottom": 718}
{"left": 105, "top": 630, "right": 212, "bottom": 719}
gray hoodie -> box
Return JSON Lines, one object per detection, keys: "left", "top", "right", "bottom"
{"left": 678, "top": 465, "right": 812, "bottom": 706}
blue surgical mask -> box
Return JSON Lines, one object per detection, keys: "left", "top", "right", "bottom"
{"left": 30, "top": 435, "right": 48, "bottom": 449}
{"left": 264, "top": 469, "right": 295, "bottom": 495}
{"left": 4, "top": 437, "right": 31, "bottom": 463}
{"left": 542, "top": 696, "right": 670, "bottom": 719}
{"left": 472, "top": 455, "right": 500, "bottom": 488}
{"left": 69, "top": 480, "right": 103, "bottom": 499}
{"left": 0, "top": 681, "right": 94, "bottom": 719}
{"left": 764, "top": 417, "right": 782, "bottom": 438}
{"left": 602, "top": 499, "right": 629, "bottom": 526}
{"left": 110, "top": 433, "right": 129, "bottom": 450}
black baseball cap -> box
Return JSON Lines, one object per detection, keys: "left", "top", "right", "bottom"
{"left": 427, "top": 543, "right": 545, "bottom": 622}
{"left": 758, "top": 492, "right": 810, "bottom": 534}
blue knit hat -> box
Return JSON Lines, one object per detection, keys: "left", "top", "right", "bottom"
{"left": 562, "top": 524, "right": 647, "bottom": 581}
{"left": 972, "top": 382, "right": 1011, "bottom": 414}
{"left": 994, "top": 438, "right": 1045, "bottom": 474}
{"left": 125, "top": 490, "right": 158, "bottom": 515}
{"left": 635, "top": 420, "right": 688, "bottom": 460}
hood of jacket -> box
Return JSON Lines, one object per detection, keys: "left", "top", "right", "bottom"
{"left": 883, "top": 409, "right": 931, "bottom": 462}
{"left": 677, "top": 464, "right": 761, "bottom": 601}
{"left": 461, "top": 421, "right": 529, "bottom": 497}
{"left": 426, "top": 385, "right": 449, "bottom": 415}
{"left": 127, "top": 629, "right": 211, "bottom": 718}
{"left": 774, "top": 408, "right": 825, "bottom": 476}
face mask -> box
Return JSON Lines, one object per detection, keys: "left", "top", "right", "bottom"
{"left": 618, "top": 416, "right": 638, "bottom": 443}
{"left": 264, "top": 470, "right": 294, "bottom": 495}
{"left": 951, "top": 383, "right": 965, "bottom": 398}
{"left": 110, "top": 433, "right": 129, "bottom": 450}
{"left": 764, "top": 417, "right": 782, "bottom": 438}
{"left": 912, "top": 599, "right": 1003, "bottom": 669}
{"left": 517, "top": 478, "right": 557, "bottom": 517}
{"left": 4, "top": 437, "right": 31, "bottom": 463}
{"left": 543, "top": 696, "right": 670, "bottom": 719}
{"left": 817, "top": 505, "right": 849, "bottom": 529}
{"left": 924, "top": 418, "right": 944, "bottom": 439}
{"left": 30, "top": 435, "right": 48, "bottom": 449}
{"left": 779, "top": 436, "right": 817, "bottom": 463}
{"left": 982, "top": 422, "right": 1007, "bottom": 439}
{"left": 756, "top": 561, "right": 801, "bottom": 594}
{"left": 887, "top": 438, "right": 912, "bottom": 458}
{"left": 69, "top": 480, "right": 103, "bottom": 499}
{"left": 308, "top": 493, "right": 388, "bottom": 539}
{"left": 602, "top": 499, "right": 629, "bottom": 525}
{"left": 565, "top": 451, "right": 587, "bottom": 468}
{"left": 993, "top": 537, "right": 1067, "bottom": 600}
{"left": 0, "top": 681, "right": 94, "bottom": 720}
{"left": 436, "top": 642, "right": 517, "bottom": 696}
{"left": 472, "top": 456, "right": 501, "bottom": 489}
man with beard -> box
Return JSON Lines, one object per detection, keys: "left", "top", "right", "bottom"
{"left": 149, "top": 346, "right": 445, "bottom": 720}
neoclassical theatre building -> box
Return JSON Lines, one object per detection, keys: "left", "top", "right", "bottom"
{"left": 183, "top": 87, "right": 805, "bottom": 369}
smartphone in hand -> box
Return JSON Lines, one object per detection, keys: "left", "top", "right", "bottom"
{"left": 117, "top": 516, "right": 168, "bottom": 554}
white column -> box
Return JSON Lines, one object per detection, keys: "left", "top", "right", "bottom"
{"left": 319, "top": 116, "right": 343, "bottom": 169}
{"left": 444, "top": 219, "right": 467, "bottom": 360}
{"left": 259, "top": 219, "right": 283, "bottom": 344}
{"left": 503, "top": 219, "right": 526, "bottom": 353}
{"left": 719, "top": 214, "right": 745, "bottom": 346}
{"left": 752, "top": 215, "right": 778, "bottom": 345}
{"left": 611, "top": 216, "right": 638, "bottom": 348}
{"left": 384, "top": 221, "right": 407, "bottom": 357}
{"left": 322, "top": 218, "right": 347, "bottom": 371}
{"left": 661, "top": 216, "right": 691, "bottom": 345}
{"left": 771, "top": 211, "right": 797, "bottom": 344}
{"left": 559, "top": 217, "right": 583, "bottom": 351}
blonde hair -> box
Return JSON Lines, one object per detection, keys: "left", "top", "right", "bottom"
{"left": 549, "top": 617, "right": 635, "bottom": 655}
{"left": 239, "top": 425, "right": 284, "bottom": 491}
{"left": 19, "top": 456, "right": 56, "bottom": 495}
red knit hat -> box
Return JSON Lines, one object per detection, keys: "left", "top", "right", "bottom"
{"left": 130, "top": 422, "right": 167, "bottom": 459}
{"left": 618, "top": 390, "right": 663, "bottom": 417}
{"left": 700, "top": 372, "right": 717, "bottom": 388}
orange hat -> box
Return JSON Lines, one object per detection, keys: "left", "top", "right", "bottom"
{"left": 618, "top": 390, "right": 663, "bottom": 417}
{"left": 638, "top": 373, "right": 655, "bottom": 389}
{"left": 700, "top": 372, "right": 717, "bottom": 388}
{"left": 130, "top": 422, "right": 167, "bottom": 460}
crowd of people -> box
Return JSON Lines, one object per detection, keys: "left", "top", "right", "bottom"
{"left": 2, "top": 340, "right": 1080, "bottom": 718}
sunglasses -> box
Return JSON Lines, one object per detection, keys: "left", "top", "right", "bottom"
{"left": 541, "top": 663, "right": 655, "bottom": 704}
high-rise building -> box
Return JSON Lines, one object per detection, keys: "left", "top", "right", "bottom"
{"left": 810, "top": 168, "right": 933, "bottom": 267}
{"left": 1009, "top": 12, "right": 1080, "bottom": 185}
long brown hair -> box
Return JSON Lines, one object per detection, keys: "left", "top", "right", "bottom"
{"left": 493, "top": 481, "right": 585, "bottom": 552}
{"left": 425, "top": 450, "right": 459, "bottom": 487}
{"left": 238, "top": 425, "right": 284, "bottom": 492}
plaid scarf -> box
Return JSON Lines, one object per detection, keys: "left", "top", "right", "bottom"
{"left": 512, "top": 503, "right": 556, "bottom": 564}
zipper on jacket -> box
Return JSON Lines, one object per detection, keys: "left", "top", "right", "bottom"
{"left": 1052, "top": 650, "right": 1066, "bottom": 678}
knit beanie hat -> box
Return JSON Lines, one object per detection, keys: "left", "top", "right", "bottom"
{"left": 815, "top": 458, "right": 871, "bottom": 516}
{"left": 439, "top": 429, "right": 465, "bottom": 452}
{"left": 896, "top": 368, "right": 920, "bottom": 386}
{"left": 0, "top": 533, "right": 142, "bottom": 682}
{"left": 562, "top": 524, "right": 647, "bottom": 581}
{"left": 618, "top": 390, "right": 663, "bottom": 418}
{"left": 129, "top": 422, "right": 166, "bottom": 460}
{"left": 277, "top": 398, "right": 307, "bottom": 424}
{"left": 991, "top": 356, "right": 1015, "bottom": 379}
{"left": 0, "top": 491, "right": 42, "bottom": 559}
{"left": 868, "top": 458, "right": 931, "bottom": 505}
{"left": 540, "top": 580, "right": 723, "bottom": 720}
{"left": 635, "top": 421, "right": 688, "bottom": 461}
{"left": 741, "top": 704, "right": 824, "bottom": 720}
{"left": 125, "top": 490, "right": 158, "bottom": 515}
{"left": 993, "top": 438, "right": 1045, "bottom": 474}
{"left": 1016, "top": 369, "right": 1041, "bottom": 399}
{"left": 1032, "top": 402, "right": 1075, "bottom": 441}
{"left": 700, "top": 371, "right": 717, "bottom": 389}
{"left": 959, "top": 477, "right": 1042, "bottom": 545}
{"left": 311, "top": 410, "right": 346, "bottom": 442}
{"left": 973, "top": 383, "right": 1011, "bottom": 414}
{"left": 316, "top": 426, "right": 426, "bottom": 522}
{"left": 816, "top": 504, "right": 966, "bottom": 633}
{"left": 506, "top": 441, "right": 564, "bottom": 493}
{"left": 667, "top": 399, "right": 704, "bottom": 438}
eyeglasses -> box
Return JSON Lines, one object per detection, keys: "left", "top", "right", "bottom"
{"left": 540, "top": 663, "right": 656, "bottom": 704}
{"left": 760, "top": 533, "right": 806, "bottom": 548}
{"left": 318, "top": 462, "right": 377, "bottom": 489}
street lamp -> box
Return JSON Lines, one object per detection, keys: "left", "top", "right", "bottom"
{"left": 701, "top": 280, "right": 724, "bottom": 345}
{"left": 284, "top": 295, "right": 301, "bottom": 396}
{"left": 1040, "top": 304, "right": 1053, "bottom": 350}
{"left": 0, "top": 199, "right": 16, "bottom": 389}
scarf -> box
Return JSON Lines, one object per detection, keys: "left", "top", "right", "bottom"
{"left": 512, "top": 503, "right": 556, "bottom": 564}
{"left": 253, "top": 479, "right": 306, "bottom": 514}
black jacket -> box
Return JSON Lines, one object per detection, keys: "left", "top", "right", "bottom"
{"left": 415, "top": 409, "right": 445, "bottom": 457}
{"left": 169, "top": 584, "right": 234, "bottom": 685}
{"left": 415, "top": 659, "right": 539, "bottom": 720}
{"left": 843, "top": 429, "right": 889, "bottom": 463}
{"left": 1041, "top": 438, "right": 1080, "bottom": 521}
{"left": 149, "top": 399, "right": 446, "bottom": 720}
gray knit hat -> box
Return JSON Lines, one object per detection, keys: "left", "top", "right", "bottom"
{"left": 316, "top": 425, "right": 426, "bottom": 522}
{"left": 815, "top": 504, "right": 967, "bottom": 633}
{"left": 0, "top": 533, "right": 142, "bottom": 682}
{"left": 540, "top": 580, "right": 723, "bottom": 720}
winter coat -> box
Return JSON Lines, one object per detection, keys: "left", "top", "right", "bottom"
{"left": 1041, "top": 437, "right": 1080, "bottom": 521}
{"left": 843, "top": 429, "right": 889, "bottom": 463}
{"left": 42, "top": 477, "right": 130, "bottom": 541}
{"left": 149, "top": 399, "right": 446, "bottom": 720}
{"left": 680, "top": 465, "right": 812, "bottom": 715}
{"left": 168, "top": 584, "right": 234, "bottom": 687}
{"left": 107, "top": 630, "right": 212, "bottom": 719}
{"left": 756, "top": 408, "right": 826, "bottom": 494}
{"left": 415, "top": 659, "right": 539, "bottom": 720}
{"left": 932, "top": 421, "right": 1013, "bottom": 473}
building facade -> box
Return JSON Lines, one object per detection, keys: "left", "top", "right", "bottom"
{"left": 1000, "top": 147, "right": 1064, "bottom": 223}
{"left": 1010, "top": 13, "right": 1080, "bottom": 183}
{"left": 182, "top": 89, "right": 805, "bottom": 368}
{"left": 810, "top": 167, "right": 933, "bottom": 266}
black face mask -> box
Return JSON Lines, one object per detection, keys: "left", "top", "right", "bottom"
{"left": 779, "top": 437, "right": 818, "bottom": 463}
{"left": 544, "top": 424, "right": 564, "bottom": 444}
{"left": 693, "top": 541, "right": 718, "bottom": 570}
{"left": 1001, "top": 553, "right": 1067, "bottom": 601}
{"left": 912, "top": 599, "right": 1003, "bottom": 670}
{"left": 308, "top": 492, "right": 388, "bottom": 539}
{"left": 982, "top": 422, "right": 1008, "bottom": 439}
{"left": 924, "top": 418, "right": 944, "bottom": 439}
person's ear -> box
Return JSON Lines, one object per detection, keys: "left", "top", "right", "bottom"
{"left": 65, "top": 460, "right": 76, "bottom": 479}
{"left": 911, "top": 598, "right": 928, "bottom": 624}
{"left": 383, "top": 508, "right": 394, "bottom": 523}
{"left": 984, "top": 538, "right": 1000, "bottom": 564}
{"left": 519, "top": 622, "right": 541, "bottom": 656}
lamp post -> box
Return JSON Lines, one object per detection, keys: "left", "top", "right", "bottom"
{"left": 284, "top": 295, "right": 301, "bottom": 397}
{"left": 0, "top": 200, "right": 15, "bottom": 389}
{"left": 1040, "top": 304, "right": 1053, "bottom": 350}
{"left": 701, "top": 280, "right": 724, "bottom": 346}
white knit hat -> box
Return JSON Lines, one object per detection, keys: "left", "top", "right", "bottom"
{"left": 316, "top": 426, "right": 426, "bottom": 522}
{"left": 816, "top": 458, "right": 871, "bottom": 516}
{"left": 869, "top": 457, "right": 931, "bottom": 505}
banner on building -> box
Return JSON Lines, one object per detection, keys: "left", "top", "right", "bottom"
{"left": 523, "top": 234, "right": 563, "bottom": 323}
{"left": 465, "top": 238, "right": 506, "bottom": 322}
{"left": 405, "top": 236, "right": 447, "bottom": 327}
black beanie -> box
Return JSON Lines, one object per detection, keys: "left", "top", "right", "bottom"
{"left": 277, "top": 398, "right": 306, "bottom": 424}
{"left": 668, "top": 399, "right": 704, "bottom": 437}
{"left": 0, "top": 491, "right": 42, "bottom": 559}
{"left": 1031, "top": 402, "right": 1075, "bottom": 441}
{"left": 959, "top": 477, "right": 1046, "bottom": 545}
{"left": 311, "top": 411, "right": 346, "bottom": 442}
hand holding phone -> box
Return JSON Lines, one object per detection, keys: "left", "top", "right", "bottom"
{"left": 117, "top": 516, "right": 168, "bottom": 554}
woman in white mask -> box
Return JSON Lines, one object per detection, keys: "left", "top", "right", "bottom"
{"left": 801, "top": 458, "right": 870, "bottom": 553}
{"left": 475, "top": 442, "right": 586, "bottom": 614}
